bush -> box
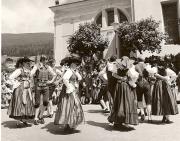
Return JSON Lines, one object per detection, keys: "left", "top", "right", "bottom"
{"left": 116, "top": 17, "right": 168, "bottom": 56}
{"left": 67, "top": 22, "right": 109, "bottom": 57}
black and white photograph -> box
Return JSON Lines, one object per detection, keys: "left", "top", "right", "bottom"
{"left": 1, "top": 0, "right": 180, "bottom": 141}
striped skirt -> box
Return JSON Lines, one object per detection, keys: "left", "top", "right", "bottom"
{"left": 7, "top": 84, "right": 35, "bottom": 120}
{"left": 54, "top": 85, "right": 85, "bottom": 128}
{"left": 152, "top": 80, "right": 178, "bottom": 115}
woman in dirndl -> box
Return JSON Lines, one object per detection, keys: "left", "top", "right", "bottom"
{"left": 152, "top": 63, "right": 178, "bottom": 123}
{"left": 108, "top": 56, "right": 139, "bottom": 131}
{"left": 7, "top": 57, "right": 35, "bottom": 127}
{"left": 54, "top": 57, "right": 84, "bottom": 132}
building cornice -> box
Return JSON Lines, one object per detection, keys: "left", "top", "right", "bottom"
{"left": 50, "top": 0, "right": 130, "bottom": 13}
{"left": 51, "top": 0, "right": 131, "bottom": 25}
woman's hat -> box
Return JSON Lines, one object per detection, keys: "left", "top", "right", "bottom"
{"left": 61, "top": 54, "right": 81, "bottom": 66}
{"left": 15, "top": 57, "right": 33, "bottom": 68}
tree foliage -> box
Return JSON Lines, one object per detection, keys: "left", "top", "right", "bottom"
{"left": 116, "top": 17, "right": 168, "bottom": 55}
{"left": 1, "top": 42, "right": 53, "bottom": 57}
{"left": 2, "top": 33, "right": 54, "bottom": 57}
{"left": 67, "top": 22, "right": 109, "bottom": 57}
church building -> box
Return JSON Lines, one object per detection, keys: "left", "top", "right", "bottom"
{"left": 50, "top": 0, "right": 180, "bottom": 63}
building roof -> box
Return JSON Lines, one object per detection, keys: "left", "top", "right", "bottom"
{"left": 60, "top": 0, "right": 85, "bottom": 4}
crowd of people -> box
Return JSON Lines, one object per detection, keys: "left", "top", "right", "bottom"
{"left": 2, "top": 54, "right": 180, "bottom": 132}
{"left": 1, "top": 72, "right": 13, "bottom": 108}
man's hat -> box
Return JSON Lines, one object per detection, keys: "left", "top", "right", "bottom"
{"left": 40, "top": 55, "right": 48, "bottom": 62}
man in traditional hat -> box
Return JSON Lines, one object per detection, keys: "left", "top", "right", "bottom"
{"left": 31, "top": 55, "right": 56, "bottom": 125}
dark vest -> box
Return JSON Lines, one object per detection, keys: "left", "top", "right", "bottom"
{"left": 35, "top": 65, "right": 50, "bottom": 87}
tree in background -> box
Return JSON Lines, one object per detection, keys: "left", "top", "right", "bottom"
{"left": 67, "top": 22, "right": 109, "bottom": 72}
{"left": 67, "top": 22, "right": 109, "bottom": 57}
{"left": 116, "top": 17, "right": 168, "bottom": 56}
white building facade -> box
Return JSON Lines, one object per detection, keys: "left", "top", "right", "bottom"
{"left": 50, "top": 0, "right": 180, "bottom": 64}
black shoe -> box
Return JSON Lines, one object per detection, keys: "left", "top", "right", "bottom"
{"left": 148, "top": 120, "right": 153, "bottom": 123}
{"left": 165, "top": 120, "right": 173, "bottom": 124}
{"left": 16, "top": 123, "right": 23, "bottom": 128}
{"left": 122, "top": 125, "right": 135, "bottom": 131}
{"left": 34, "top": 120, "right": 39, "bottom": 125}
{"left": 104, "top": 108, "right": 110, "bottom": 113}
{"left": 39, "top": 118, "right": 45, "bottom": 124}
{"left": 23, "top": 122, "right": 32, "bottom": 127}
{"left": 141, "top": 115, "right": 145, "bottom": 121}
{"left": 47, "top": 114, "right": 53, "bottom": 118}
{"left": 113, "top": 123, "right": 120, "bottom": 129}
{"left": 64, "top": 125, "right": 73, "bottom": 133}
{"left": 162, "top": 116, "right": 166, "bottom": 123}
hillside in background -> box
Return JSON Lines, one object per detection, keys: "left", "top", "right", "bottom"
{"left": 1, "top": 33, "right": 54, "bottom": 57}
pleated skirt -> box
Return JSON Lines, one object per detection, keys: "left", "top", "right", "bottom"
{"left": 54, "top": 85, "right": 85, "bottom": 128}
{"left": 108, "top": 81, "right": 138, "bottom": 125}
{"left": 152, "top": 80, "right": 178, "bottom": 115}
{"left": 7, "top": 85, "right": 35, "bottom": 120}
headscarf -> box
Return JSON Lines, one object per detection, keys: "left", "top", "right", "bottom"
{"left": 116, "top": 56, "right": 134, "bottom": 70}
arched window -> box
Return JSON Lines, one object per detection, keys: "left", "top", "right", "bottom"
{"left": 95, "top": 8, "right": 128, "bottom": 28}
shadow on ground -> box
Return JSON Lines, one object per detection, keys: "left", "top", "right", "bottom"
{"left": 41, "top": 122, "right": 81, "bottom": 135}
{"left": 86, "top": 120, "right": 134, "bottom": 132}
{"left": 86, "top": 109, "right": 103, "bottom": 113}
{"left": 86, "top": 109, "right": 110, "bottom": 117}
{"left": 1, "top": 121, "right": 31, "bottom": 129}
{"left": 143, "top": 119, "right": 174, "bottom": 125}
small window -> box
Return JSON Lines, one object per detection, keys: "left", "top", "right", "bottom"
{"left": 107, "top": 8, "right": 114, "bottom": 26}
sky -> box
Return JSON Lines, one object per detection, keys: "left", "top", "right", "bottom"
{"left": 1, "top": 0, "right": 56, "bottom": 33}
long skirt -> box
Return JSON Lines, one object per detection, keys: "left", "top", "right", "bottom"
{"left": 92, "top": 87, "right": 100, "bottom": 103}
{"left": 107, "top": 71, "right": 117, "bottom": 99}
{"left": 108, "top": 81, "right": 138, "bottom": 125}
{"left": 54, "top": 85, "right": 85, "bottom": 128}
{"left": 7, "top": 85, "right": 35, "bottom": 120}
{"left": 152, "top": 80, "right": 178, "bottom": 115}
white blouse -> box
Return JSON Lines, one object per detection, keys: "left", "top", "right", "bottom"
{"left": 63, "top": 68, "right": 82, "bottom": 94}
{"left": 107, "top": 62, "right": 117, "bottom": 73}
{"left": 99, "top": 66, "right": 108, "bottom": 80}
{"left": 8, "top": 68, "right": 30, "bottom": 89}
{"left": 166, "top": 68, "right": 177, "bottom": 84}
{"left": 9, "top": 68, "right": 22, "bottom": 80}
{"left": 127, "top": 65, "right": 139, "bottom": 87}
